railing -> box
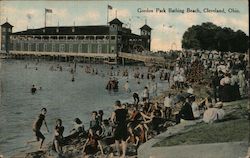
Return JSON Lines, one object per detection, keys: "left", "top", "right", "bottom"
{"left": 9, "top": 51, "right": 117, "bottom": 58}
{"left": 118, "top": 52, "right": 166, "bottom": 64}
{"left": 11, "top": 39, "right": 116, "bottom": 44}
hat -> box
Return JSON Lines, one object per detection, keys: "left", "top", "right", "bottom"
{"left": 215, "top": 102, "right": 223, "bottom": 108}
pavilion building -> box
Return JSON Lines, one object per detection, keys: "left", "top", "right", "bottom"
{"left": 0, "top": 18, "right": 152, "bottom": 61}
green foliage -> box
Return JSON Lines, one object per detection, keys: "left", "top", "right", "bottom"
{"left": 182, "top": 22, "right": 248, "bottom": 53}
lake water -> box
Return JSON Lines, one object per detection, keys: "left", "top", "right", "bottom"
{"left": 0, "top": 59, "right": 168, "bottom": 157}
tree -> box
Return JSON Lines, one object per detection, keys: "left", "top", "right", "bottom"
{"left": 182, "top": 22, "right": 248, "bottom": 53}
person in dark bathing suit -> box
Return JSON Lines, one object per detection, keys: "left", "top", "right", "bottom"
{"left": 111, "top": 100, "right": 128, "bottom": 158}
{"left": 31, "top": 85, "right": 37, "bottom": 94}
{"left": 31, "top": 108, "right": 49, "bottom": 149}
{"left": 133, "top": 92, "right": 140, "bottom": 107}
{"left": 53, "top": 119, "right": 64, "bottom": 154}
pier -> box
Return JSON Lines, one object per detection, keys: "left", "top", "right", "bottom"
{"left": 118, "top": 52, "right": 167, "bottom": 66}
{"left": 0, "top": 51, "right": 170, "bottom": 66}
{"left": 1, "top": 51, "right": 117, "bottom": 63}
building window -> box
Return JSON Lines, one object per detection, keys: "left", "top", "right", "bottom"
{"left": 88, "top": 44, "right": 91, "bottom": 53}
{"left": 13, "top": 42, "right": 16, "bottom": 50}
{"left": 111, "top": 24, "right": 116, "bottom": 30}
{"left": 59, "top": 36, "right": 66, "bottom": 40}
{"left": 111, "top": 36, "right": 116, "bottom": 40}
{"left": 51, "top": 36, "right": 57, "bottom": 40}
{"left": 2, "top": 28, "right": 6, "bottom": 32}
{"left": 111, "top": 46, "right": 115, "bottom": 53}
{"left": 69, "top": 44, "right": 73, "bottom": 52}
{"left": 97, "top": 44, "right": 102, "bottom": 53}
{"left": 28, "top": 43, "right": 31, "bottom": 51}
{"left": 78, "top": 36, "right": 85, "bottom": 40}
{"left": 44, "top": 44, "right": 47, "bottom": 52}
{"left": 20, "top": 42, "right": 24, "bottom": 51}
{"left": 68, "top": 36, "right": 75, "bottom": 41}
{"left": 107, "top": 45, "right": 109, "bottom": 53}
{"left": 36, "top": 43, "right": 39, "bottom": 51}
{"left": 78, "top": 44, "right": 82, "bottom": 53}
{"left": 59, "top": 44, "right": 65, "bottom": 52}
{"left": 52, "top": 43, "right": 55, "bottom": 52}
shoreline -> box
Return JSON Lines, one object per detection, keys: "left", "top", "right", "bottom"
{"left": 10, "top": 83, "right": 211, "bottom": 158}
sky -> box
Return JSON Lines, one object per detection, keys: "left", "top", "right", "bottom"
{"left": 0, "top": 0, "right": 248, "bottom": 51}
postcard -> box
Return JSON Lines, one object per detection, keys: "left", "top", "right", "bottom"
{"left": 0, "top": 0, "right": 249, "bottom": 158}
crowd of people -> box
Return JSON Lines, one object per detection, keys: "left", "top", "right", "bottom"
{"left": 28, "top": 50, "right": 248, "bottom": 157}
{"left": 30, "top": 90, "right": 230, "bottom": 157}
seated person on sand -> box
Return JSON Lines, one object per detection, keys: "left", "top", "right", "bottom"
{"left": 89, "top": 111, "right": 102, "bottom": 133}
{"left": 176, "top": 96, "right": 195, "bottom": 124}
{"left": 214, "top": 102, "right": 225, "bottom": 120}
{"left": 64, "top": 118, "right": 87, "bottom": 145}
{"left": 190, "top": 96, "right": 201, "bottom": 119}
{"left": 203, "top": 100, "right": 220, "bottom": 123}
{"left": 82, "top": 128, "right": 104, "bottom": 158}
{"left": 71, "top": 118, "right": 86, "bottom": 137}
{"left": 134, "top": 123, "right": 147, "bottom": 143}
{"left": 140, "top": 108, "right": 165, "bottom": 135}
{"left": 99, "top": 119, "right": 114, "bottom": 146}
{"left": 53, "top": 119, "right": 64, "bottom": 154}
{"left": 126, "top": 125, "right": 140, "bottom": 151}
{"left": 128, "top": 107, "right": 149, "bottom": 141}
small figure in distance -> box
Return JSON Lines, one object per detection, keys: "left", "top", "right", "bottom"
{"left": 31, "top": 85, "right": 37, "bottom": 94}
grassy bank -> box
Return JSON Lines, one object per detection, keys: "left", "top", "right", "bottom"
{"left": 154, "top": 99, "right": 249, "bottom": 147}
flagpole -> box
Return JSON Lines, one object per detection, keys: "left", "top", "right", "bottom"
{"left": 107, "top": 5, "right": 109, "bottom": 25}
{"left": 44, "top": 8, "right": 47, "bottom": 27}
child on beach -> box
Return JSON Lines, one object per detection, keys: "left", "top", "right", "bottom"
{"left": 53, "top": 119, "right": 64, "bottom": 154}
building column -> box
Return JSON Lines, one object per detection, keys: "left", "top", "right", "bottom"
{"left": 122, "top": 57, "right": 125, "bottom": 66}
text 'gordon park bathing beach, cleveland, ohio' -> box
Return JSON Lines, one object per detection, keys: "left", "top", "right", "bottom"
{"left": 137, "top": 7, "right": 240, "bottom": 14}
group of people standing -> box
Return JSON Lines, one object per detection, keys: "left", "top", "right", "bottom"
{"left": 212, "top": 69, "right": 247, "bottom": 102}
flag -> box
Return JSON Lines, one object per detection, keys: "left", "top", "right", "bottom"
{"left": 45, "top": 8, "right": 52, "bottom": 13}
{"left": 108, "top": 5, "right": 113, "bottom": 10}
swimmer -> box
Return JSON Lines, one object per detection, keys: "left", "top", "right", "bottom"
{"left": 31, "top": 85, "right": 37, "bottom": 94}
